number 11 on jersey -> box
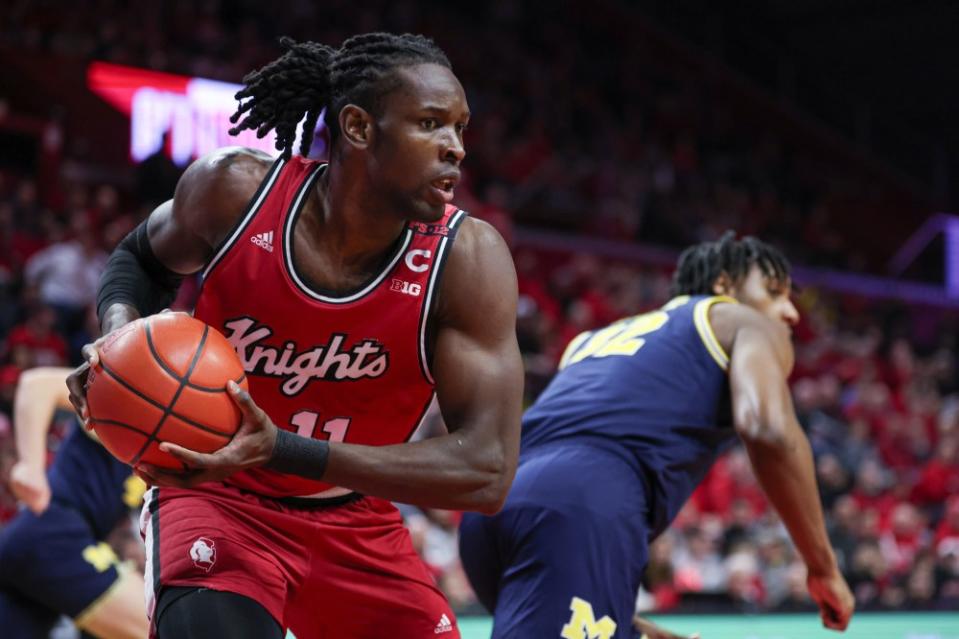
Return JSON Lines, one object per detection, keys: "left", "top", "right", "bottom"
{"left": 290, "top": 410, "right": 352, "bottom": 442}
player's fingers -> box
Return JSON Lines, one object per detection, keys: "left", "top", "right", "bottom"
{"left": 158, "top": 442, "right": 220, "bottom": 468}
{"left": 135, "top": 463, "right": 195, "bottom": 488}
{"left": 821, "top": 606, "right": 843, "bottom": 631}
{"left": 27, "top": 491, "right": 51, "bottom": 515}
{"left": 36, "top": 490, "right": 51, "bottom": 514}
{"left": 66, "top": 363, "right": 90, "bottom": 412}
{"left": 227, "top": 381, "right": 266, "bottom": 421}
{"left": 81, "top": 343, "right": 100, "bottom": 367}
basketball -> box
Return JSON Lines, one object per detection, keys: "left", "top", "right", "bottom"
{"left": 86, "top": 313, "right": 247, "bottom": 470}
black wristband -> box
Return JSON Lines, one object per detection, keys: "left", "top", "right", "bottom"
{"left": 265, "top": 430, "right": 330, "bottom": 480}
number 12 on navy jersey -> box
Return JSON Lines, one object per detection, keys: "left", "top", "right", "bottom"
{"left": 558, "top": 310, "right": 669, "bottom": 370}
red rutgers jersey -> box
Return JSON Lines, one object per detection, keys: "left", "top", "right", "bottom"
{"left": 193, "top": 156, "right": 467, "bottom": 497}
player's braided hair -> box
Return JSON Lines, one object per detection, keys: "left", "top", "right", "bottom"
{"left": 228, "top": 33, "right": 451, "bottom": 159}
{"left": 670, "top": 231, "right": 791, "bottom": 296}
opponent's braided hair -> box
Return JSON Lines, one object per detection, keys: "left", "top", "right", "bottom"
{"left": 228, "top": 33, "right": 451, "bottom": 159}
{"left": 670, "top": 231, "right": 791, "bottom": 297}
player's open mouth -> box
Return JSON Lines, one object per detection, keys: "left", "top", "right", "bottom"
{"left": 429, "top": 179, "right": 457, "bottom": 203}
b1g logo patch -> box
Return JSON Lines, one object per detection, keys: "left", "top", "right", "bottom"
{"left": 189, "top": 537, "right": 217, "bottom": 572}
{"left": 391, "top": 278, "right": 422, "bottom": 296}
{"left": 560, "top": 596, "right": 616, "bottom": 639}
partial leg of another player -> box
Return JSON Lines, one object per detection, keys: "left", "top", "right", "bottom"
{"left": 0, "top": 503, "right": 149, "bottom": 639}
{"left": 74, "top": 567, "right": 149, "bottom": 639}
{"left": 459, "top": 444, "right": 650, "bottom": 639}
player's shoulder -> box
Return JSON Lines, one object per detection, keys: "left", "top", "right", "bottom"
{"left": 708, "top": 299, "right": 791, "bottom": 359}
{"left": 178, "top": 146, "right": 274, "bottom": 197}
{"left": 435, "top": 215, "right": 517, "bottom": 325}
{"left": 444, "top": 216, "right": 514, "bottom": 282}
{"left": 171, "top": 147, "right": 275, "bottom": 241}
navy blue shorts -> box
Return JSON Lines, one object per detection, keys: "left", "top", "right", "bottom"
{"left": 459, "top": 443, "right": 651, "bottom": 639}
{"left": 0, "top": 502, "right": 122, "bottom": 635}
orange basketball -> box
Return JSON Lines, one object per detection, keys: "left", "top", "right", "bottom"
{"left": 86, "top": 313, "right": 247, "bottom": 470}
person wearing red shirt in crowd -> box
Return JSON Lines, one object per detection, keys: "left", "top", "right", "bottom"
{"left": 912, "top": 435, "right": 959, "bottom": 507}
{"left": 5, "top": 305, "right": 67, "bottom": 367}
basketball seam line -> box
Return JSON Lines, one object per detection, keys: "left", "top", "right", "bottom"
{"left": 130, "top": 322, "right": 210, "bottom": 467}
{"left": 89, "top": 417, "right": 232, "bottom": 440}
{"left": 145, "top": 327, "right": 246, "bottom": 391}
{"left": 96, "top": 363, "right": 235, "bottom": 437}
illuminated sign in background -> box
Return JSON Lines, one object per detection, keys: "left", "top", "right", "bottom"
{"left": 87, "top": 62, "right": 318, "bottom": 166}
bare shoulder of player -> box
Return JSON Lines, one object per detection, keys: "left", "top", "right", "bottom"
{"left": 710, "top": 302, "right": 792, "bottom": 371}
{"left": 435, "top": 217, "right": 517, "bottom": 329}
{"left": 171, "top": 146, "right": 274, "bottom": 246}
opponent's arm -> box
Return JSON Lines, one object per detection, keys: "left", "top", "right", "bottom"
{"left": 714, "top": 303, "right": 854, "bottom": 631}
{"left": 67, "top": 148, "right": 271, "bottom": 418}
{"left": 10, "top": 367, "right": 74, "bottom": 513}
{"left": 150, "top": 219, "right": 524, "bottom": 514}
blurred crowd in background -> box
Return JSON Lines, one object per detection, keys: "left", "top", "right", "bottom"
{"left": 1, "top": 0, "right": 957, "bottom": 619}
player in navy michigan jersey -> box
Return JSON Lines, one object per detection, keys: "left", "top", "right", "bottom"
{"left": 459, "top": 233, "right": 855, "bottom": 639}
{"left": 0, "top": 368, "right": 148, "bottom": 638}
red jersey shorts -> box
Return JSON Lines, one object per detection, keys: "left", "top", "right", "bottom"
{"left": 140, "top": 482, "right": 459, "bottom": 638}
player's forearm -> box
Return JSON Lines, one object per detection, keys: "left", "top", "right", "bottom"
{"left": 742, "top": 424, "right": 837, "bottom": 575}
{"left": 96, "top": 221, "right": 185, "bottom": 330}
{"left": 13, "top": 370, "right": 63, "bottom": 467}
{"left": 13, "top": 407, "right": 50, "bottom": 468}
{"left": 100, "top": 303, "right": 142, "bottom": 334}
{"left": 322, "top": 430, "right": 515, "bottom": 513}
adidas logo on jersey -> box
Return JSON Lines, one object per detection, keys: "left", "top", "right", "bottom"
{"left": 434, "top": 613, "right": 453, "bottom": 634}
{"left": 251, "top": 231, "right": 274, "bottom": 252}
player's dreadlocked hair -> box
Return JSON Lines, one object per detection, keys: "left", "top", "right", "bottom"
{"left": 229, "top": 33, "right": 451, "bottom": 159}
{"left": 670, "top": 231, "right": 791, "bottom": 297}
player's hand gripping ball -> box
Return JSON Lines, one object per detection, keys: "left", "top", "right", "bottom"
{"left": 85, "top": 314, "right": 247, "bottom": 471}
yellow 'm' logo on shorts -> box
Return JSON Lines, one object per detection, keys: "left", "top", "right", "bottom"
{"left": 82, "top": 542, "right": 119, "bottom": 573}
{"left": 560, "top": 596, "right": 617, "bottom": 639}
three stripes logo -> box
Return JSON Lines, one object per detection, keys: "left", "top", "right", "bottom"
{"left": 251, "top": 231, "right": 274, "bottom": 252}
{"left": 434, "top": 613, "right": 453, "bottom": 634}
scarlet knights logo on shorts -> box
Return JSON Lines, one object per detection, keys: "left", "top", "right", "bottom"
{"left": 189, "top": 537, "right": 217, "bottom": 572}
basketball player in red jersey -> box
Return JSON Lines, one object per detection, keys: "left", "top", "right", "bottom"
{"left": 67, "top": 34, "right": 522, "bottom": 639}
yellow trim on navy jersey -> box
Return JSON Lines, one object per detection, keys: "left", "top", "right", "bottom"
{"left": 558, "top": 331, "right": 592, "bottom": 371}
{"left": 661, "top": 295, "right": 690, "bottom": 311}
{"left": 693, "top": 295, "right": 737, "bottom": 371}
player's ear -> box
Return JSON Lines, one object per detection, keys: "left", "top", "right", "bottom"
{"left": 712, "top": 272, "right": 733, "bottom": 296}
{"left": 339, "top": 105, "right": 373, "bottom": 150}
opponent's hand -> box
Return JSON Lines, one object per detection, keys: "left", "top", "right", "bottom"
{"left": 633, "top": 615, "right": 700, "bottom": 639}
{"left": 9, "top": 461, "right": 51, "bottom": 515}
{"left": 807, "top": 568, "right": 855, "bottom": 631}
{"left": 134, "top": 381, "right": 277, "bottom": 488}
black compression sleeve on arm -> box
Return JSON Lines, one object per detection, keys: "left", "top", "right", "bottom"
{"left": 96, "top": 222, "right": 185, "bottom": 321}
{"left": 264, "top": 430, "right": 330, "bottom": 480}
